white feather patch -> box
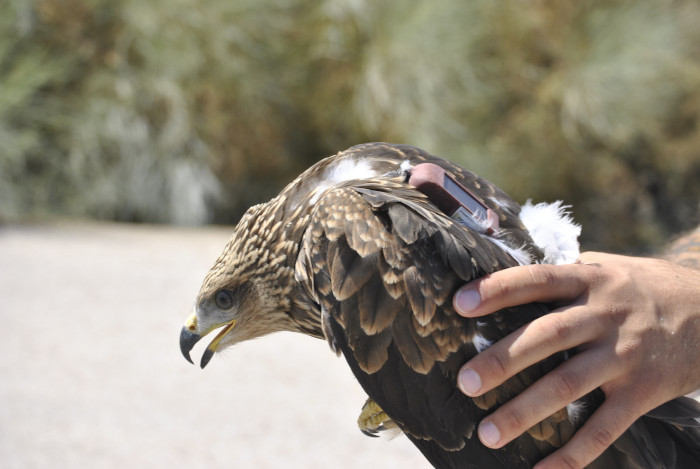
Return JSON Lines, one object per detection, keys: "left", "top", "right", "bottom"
{"left": 310, "top": 158, "right": 379, "bottom": 204}
{"left": 485, "top": 236, "right": 533, "bottom": 266}
{"left": 472, "top": 333, "right": 494, "bottom": 353}
{"left": 566, "top": 400, "right": 587, "bottom": 423}
{"left": 519, "top": 201, "right": 581, "bottom": 265}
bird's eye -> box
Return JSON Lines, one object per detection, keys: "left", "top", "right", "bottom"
{"left": 214, "top": 290, "right": 234, "bottom": 309}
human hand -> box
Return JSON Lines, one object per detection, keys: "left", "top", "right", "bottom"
{"left": 453, "top": 252, "right": 700, "bottom": 468}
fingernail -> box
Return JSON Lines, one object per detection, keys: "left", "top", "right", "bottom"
{"left": 455, "top": 288, "right": 481, "bottom": 314}
{"left": 458, "top": 368, "right": 482, "bottom": 395}
{"left": 479, "top": 420, "right": 501, "bottom": 446}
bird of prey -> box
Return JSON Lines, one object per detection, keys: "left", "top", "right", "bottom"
{"left": 180, "top": 142, "right": 700, "bottom": 468}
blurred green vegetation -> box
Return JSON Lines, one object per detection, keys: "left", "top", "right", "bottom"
{"left": 2, "top": 0, "right": 700, "bottom": 252}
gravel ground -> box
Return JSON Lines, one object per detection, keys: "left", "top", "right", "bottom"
{"left": 0, "top": 222, "right": 430, "bottom": 469}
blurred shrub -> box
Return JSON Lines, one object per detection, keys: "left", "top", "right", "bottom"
{"left": 2, "top": 0, "right": 700, "bottom": 252}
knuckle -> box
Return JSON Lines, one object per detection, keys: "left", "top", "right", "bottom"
{"left": 486, "top": 275, "right": 512, "bottom": 300}
{"left": 503, "top": 405, "right": 527, "bottom": 433}
{"left": 526, "top": 314, "right": 573, "bottom": 348}
{"left": 541, "top": 449, "right": 585, "bottom": 469}
{"left": 540, "top": 314, "right": 572, "bottom": 343}
{"left": 582, "top": 405, "right": 634, "bottom": 456}
{"left": 484, "top": 349, "right": 509, "bottom": 377}
{"left": 549, "top": 369, "right": 581, "bottom": 401}
{"left": 614, "top": 337, "right": 643, "bottom": 366}
{"left": 559, "top": 454, "right": 583, "bottom": 469}
{"left": 585, "top": 264, "right": 608, "bottom": 286}
{"left": 589, "top": 427, "right": 615, "bottom": 452}
{"left": 605, "top": 302, "right": 630, "bottom": 326}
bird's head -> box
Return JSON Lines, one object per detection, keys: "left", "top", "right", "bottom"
{"left": 179, "top": 201, "right": 306, "bottom": 368}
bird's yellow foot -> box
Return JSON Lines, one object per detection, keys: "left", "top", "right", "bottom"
{"left": 357, "top": 398, "right": 399, "bottom": 437}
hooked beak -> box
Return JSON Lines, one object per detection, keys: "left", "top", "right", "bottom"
{"left": 179, "top": 311, "right": 237, "bottom": 369}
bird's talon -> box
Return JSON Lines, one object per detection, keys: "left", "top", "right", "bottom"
{"left": 357, "top": 398, "right": 398, "bottom": 437}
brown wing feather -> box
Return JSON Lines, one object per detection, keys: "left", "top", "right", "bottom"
{"left": 296, "top": 177, "right": 594, "bottom": 467}
{"left": 288, "top": 143, "right": 700, "bottom": 468}
{"left": 357, "top": 271, "right": 404, "bottom": 334}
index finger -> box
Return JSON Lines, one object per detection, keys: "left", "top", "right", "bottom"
{"left": 453, "top": 263, "right": 591, "bottom": 317}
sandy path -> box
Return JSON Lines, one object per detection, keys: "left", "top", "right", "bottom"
{"left": 0, "top": 222, "right": 429, "bottom": 469}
